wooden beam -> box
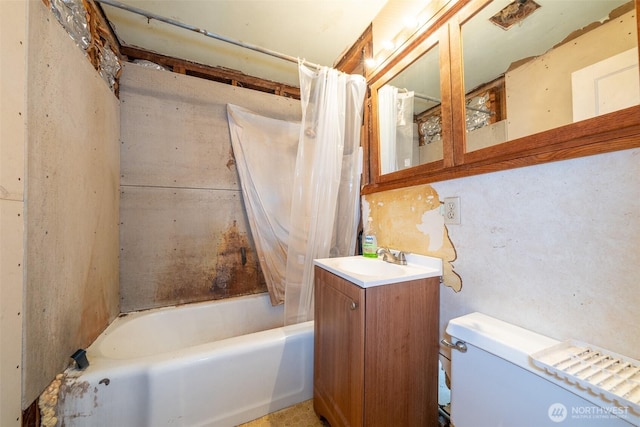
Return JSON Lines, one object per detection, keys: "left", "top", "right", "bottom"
{"left": 120, "top": 46, "right": 301, "bottom": 99}
{"left": 334, "top": 24, "right": 373, "bottom": 77}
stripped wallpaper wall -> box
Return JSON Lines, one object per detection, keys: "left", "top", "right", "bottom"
{"left": 364, "top": 148, "right": 640, "bottom": 364}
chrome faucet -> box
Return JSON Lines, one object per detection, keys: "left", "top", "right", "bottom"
{"left": 376, "top": 247, "right": 407, "bottom": 265}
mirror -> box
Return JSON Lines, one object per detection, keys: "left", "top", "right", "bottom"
{"left": 461, "top": 0, "right": 638, "bottom": 153}
{"left": 370, "top": 0, "right": 639, "bottom": 185}
{"left": 376, "top": 41, "right": 442, "bottom": 174}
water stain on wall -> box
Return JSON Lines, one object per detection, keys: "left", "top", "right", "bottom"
{"left": 210, "top": 220, "right": 267, "bottom": 299}
{"left": 155, "top": 220, "right": 267, "bottom": 306}
{"left": 363, "top": 184, "right": 462, "bottom": 292}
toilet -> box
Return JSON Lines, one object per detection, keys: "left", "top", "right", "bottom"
{"left": 445, "top": 312, "right": 639, "bottom": 427}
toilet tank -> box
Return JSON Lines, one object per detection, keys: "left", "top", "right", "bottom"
{"left": 445, "top": 313, "right": 638, "bottom": 427}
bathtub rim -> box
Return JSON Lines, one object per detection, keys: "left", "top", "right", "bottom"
{"left": 92, "top": 292, "right": 285, "bottom": 359}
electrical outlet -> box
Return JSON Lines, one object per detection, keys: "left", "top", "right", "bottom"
{"left": 443, "top": 197, "right": 461, "bottom": 225}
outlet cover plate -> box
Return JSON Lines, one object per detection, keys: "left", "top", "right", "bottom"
{"left": 443, "top": 197, "right": 461, "bottom": 225}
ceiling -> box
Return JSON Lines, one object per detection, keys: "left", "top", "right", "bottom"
{"left": 99, "top": 0, "right": 388, "bottom": 87}
{"left": 98, "top": 0, "right": 633, "bottom": 94}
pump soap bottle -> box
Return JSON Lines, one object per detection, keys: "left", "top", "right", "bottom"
{"left": 362, "top": 217, "right": 378, "bottom": 258}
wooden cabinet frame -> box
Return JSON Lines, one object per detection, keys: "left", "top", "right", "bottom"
{"left": 363, "top": 0, "right": 640, "bottom": 194}
{"left": 313, "top": 266, "right": 440, "bottom": 426}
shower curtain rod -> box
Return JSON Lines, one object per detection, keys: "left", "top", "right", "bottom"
{"left": 95, "top": 0, "right": 323, "bottom": 70}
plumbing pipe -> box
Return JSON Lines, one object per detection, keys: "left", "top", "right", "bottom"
{"left": 95, "top": 0, "right": 323, "bottom": 70}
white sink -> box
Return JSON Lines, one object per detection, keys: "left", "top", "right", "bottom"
{"left": 336, "top": 257, "right": 405, "bottom": 277}
{"left": 314, "top": 253, "right": 442, "bottom": 288}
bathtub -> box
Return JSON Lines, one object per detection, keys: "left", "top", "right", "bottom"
{"left": 56, "top": 293, "right": 314, "bottom": 426}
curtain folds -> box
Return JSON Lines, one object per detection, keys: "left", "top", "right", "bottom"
{"left": 378, "top": 86, "right": 415, "bottom": 173}
{"left": 378, "top": 85, "right": 398, "bottom": 174}
{"left": 227, "top": 64, "right": 366, "bottom": 324}
{"left": 226, "top": 105, "right": 299, "bottom": 305}
{"left": 284, "top": 63, "right": 366, "bottom": 324}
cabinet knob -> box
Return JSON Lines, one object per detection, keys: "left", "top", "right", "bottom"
{"left": 350, "top": 301, "right": 358, "bottom": 310}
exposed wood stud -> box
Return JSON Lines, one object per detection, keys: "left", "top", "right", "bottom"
{"left": 87, "top": 0, "right": 121, "bottom": 54}
{"left": 120, "top": 46, "right": 301, "bottom": 99}
{"left": 334, "top": 24, "right": 373, "bottom": 77}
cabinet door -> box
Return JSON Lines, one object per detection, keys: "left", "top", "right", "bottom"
{"left": 314, "top": 267, "right": 365, "bottom": 427}
{"left": 364, "top": 278, "right": 440, "bottom": 426}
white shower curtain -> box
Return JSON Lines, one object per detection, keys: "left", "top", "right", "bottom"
{"left": 284, "top": 62, "right": 366, "bottom": 324}
{"left": 395, "top": 91, "right": 415, "bottom": 170}
{"left": 227, "top": 63, "right": 366, "bottom": 324}
{"left": 378, "top": 85, "right": 398, "bottom": 174}
{"left": 227, "top": 105, "right": 299, "bottom": 305}
{"left": 378, "top": 86, "right": 415, "bottom": 173}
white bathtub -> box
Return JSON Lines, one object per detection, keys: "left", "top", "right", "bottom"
{"left": 57, "top": 294, "right": 314, "bottom": 426}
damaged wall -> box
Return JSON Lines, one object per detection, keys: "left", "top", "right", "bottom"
{"left": 433, "top": 147, "right": 640, "bottom": 363}
{"left": 1, "top": 2, "right": 27, "bottom": 425}
{"left": 364, "top": 147, "right": 640, "bottom": 368}
{"left": 362, "top": 185, "right": 460, "bottom": 292}
{"left": 506, "top": 8, "right": 637, "bottom": 140}
{"left": 119, "top": 63, "right": 301, "bottom": 312}
{"left": 21, "top": 0, "right": 120, "bottom": 411}
{"left": 364, "top": 5, "right": 639, "bottom": 367}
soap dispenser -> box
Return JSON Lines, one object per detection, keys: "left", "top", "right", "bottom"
{"left": 362, "top": 217, "right": 378, "bottom": 258}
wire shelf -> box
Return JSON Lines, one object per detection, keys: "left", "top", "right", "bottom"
{"left": 530, "top": 340, "right": 640, "bottom": 414}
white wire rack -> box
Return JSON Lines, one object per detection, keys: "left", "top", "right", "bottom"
{"left": 530, "top": 340, "right": 640, "bottom": 415}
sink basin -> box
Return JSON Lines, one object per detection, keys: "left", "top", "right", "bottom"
{"left": 314, "top": 253, "right": 442, "bottom": 288}
{"left": 335, "top": 257, "right": 405, "bottom": 277}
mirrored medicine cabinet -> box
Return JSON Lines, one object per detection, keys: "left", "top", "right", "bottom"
{"left": 365, "top": 0, "right": 640, "bottom": 193}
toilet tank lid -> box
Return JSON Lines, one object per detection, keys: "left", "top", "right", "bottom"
{"left": 446, "top": 312, "right": 559, "bottom": 370}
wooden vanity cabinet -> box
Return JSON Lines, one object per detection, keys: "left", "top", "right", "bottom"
{"left": 313, "top": 265, "right": 440, "bottom": 427}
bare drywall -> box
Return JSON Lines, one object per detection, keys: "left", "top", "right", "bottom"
{"left": 0, "top": 1, "right": 26, "bottom": 424}
{"left": 22, "top": 1, "right": 120, "bottom": 409}
{"left": 119, "top": 63, "right": 301, "bottom": 312}
{"left": 506, "top": 9, "right": 637, "bottom": 140}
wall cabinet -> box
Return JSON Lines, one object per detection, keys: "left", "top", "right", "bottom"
{"left": 364, "top": 0, "right": 640, "bottom": 194}
{"left": 313, "top": 265, "right": 440, "bottom": 426}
